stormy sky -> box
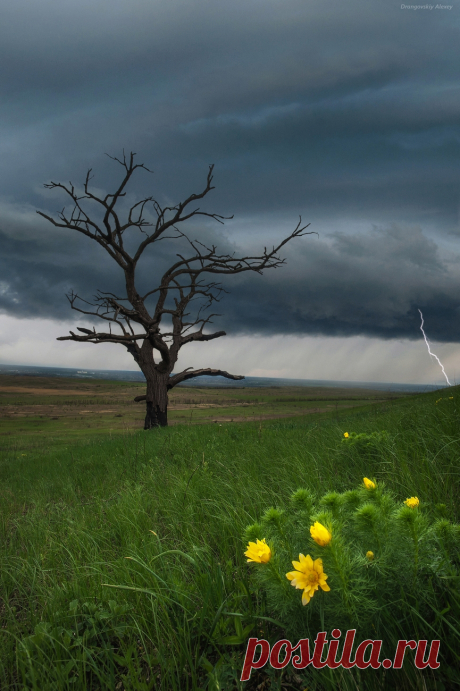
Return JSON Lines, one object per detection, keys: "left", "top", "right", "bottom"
{"left": 0, "top": 0, "right": 459, "bottom": 384}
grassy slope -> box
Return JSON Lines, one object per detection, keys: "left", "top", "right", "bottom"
{"left": 0, "top": 387, "right": 459, "bottom": 689}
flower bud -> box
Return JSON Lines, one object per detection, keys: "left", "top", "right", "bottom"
{"left": 310, "top": 521, "right": 332, "bottom": 546}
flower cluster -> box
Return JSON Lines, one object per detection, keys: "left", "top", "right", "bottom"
{"left": 244, "top": 477, "right": 428, "bottom": 619}
{"left": 244, "top": 520, "right": 332, "bottom": 606}
{"left": 241, "top": 420, "right": 460, "bottom": 657}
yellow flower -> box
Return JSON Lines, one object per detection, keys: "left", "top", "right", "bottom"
{"left": 310, "top": 522, "right": 332, "bottom": 546}
{"left": 286, "top": 554, "right": 330, "bottom": 605}
{"left": 344, "top": 432, "right": 349, "bottom": 438}
{"left": 366, "top": 551, "right": 374, "bottom": 560}
{"left": 244, "top": 538, "right": 271, "bottom": 563}
{"left": 363, "top": 477, "right": 376, "bottom": 490}
{"left": 404, "top": 496, "right": 419, "bottom": 509}
{"left": 449, "top": 397, "right": 454, "bottom": 400}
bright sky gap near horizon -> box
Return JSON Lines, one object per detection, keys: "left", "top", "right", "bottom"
{"left": 0, "top": 0, "right": 459, "bottom": 386}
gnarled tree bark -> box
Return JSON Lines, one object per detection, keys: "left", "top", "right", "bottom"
{"left": 37, "top": 151, "right": 313, "bottom": 428}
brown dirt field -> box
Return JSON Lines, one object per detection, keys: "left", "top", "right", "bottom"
{"left": 0, "top": 386, "right": 108, "bottom": 396}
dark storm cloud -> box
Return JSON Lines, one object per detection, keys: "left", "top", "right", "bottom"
{"left": 0, "top": 219, "right": 122, "bottom": 318}
{"left": 215, "top": 224, "right": 460, "bottom": 342}
{"left": 1, "top": 207, "right": 459, "bottom": 342}
{"left": 0, "top": 0, "right": 459, "bottom": 339}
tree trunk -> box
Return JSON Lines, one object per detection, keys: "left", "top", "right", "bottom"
{"left": 144, "top": 401, "right": 168, "bottom": 429}
{"left": 136, "top": 340, "right": 172, "bottom": 429}
{"left": 142, "top": 369, "right": 170, "bottom": 429}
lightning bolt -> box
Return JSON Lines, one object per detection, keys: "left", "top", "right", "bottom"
{"left": 418, "top": 309, "right": 451, "bottom": 386}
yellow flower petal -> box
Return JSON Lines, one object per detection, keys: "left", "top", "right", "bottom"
{"left": 301, "top": 590, "right": 311, "bottom": 606}
{"left": 313, "top": 558, "right": 324, "bottom": 572}
{"left": 300, "top": 554, "right": 314, "bottom": 569}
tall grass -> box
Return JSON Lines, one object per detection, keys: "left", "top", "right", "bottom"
{"left": 0, "top": 390, "right": 459, "bottom": 689}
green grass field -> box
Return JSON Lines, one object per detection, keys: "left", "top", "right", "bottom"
{"left": 0, "top": 377, "right": 459, "bottom": 690}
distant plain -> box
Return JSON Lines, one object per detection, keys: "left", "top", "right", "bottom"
{"left": 0, "top": 374, "right": 413, "bottom": 450}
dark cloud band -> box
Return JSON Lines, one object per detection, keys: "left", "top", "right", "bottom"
{"left": 0, "top": 0, "right": 458, "bottom": 344}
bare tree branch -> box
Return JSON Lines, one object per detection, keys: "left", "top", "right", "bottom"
{"left": 168, "top": 367, "right": 244, "bottom": 388}
{"left": 38, "top": 152, "right": 312, "bottom": 428}
{"left": 133, "top": 367, "right": 245, "bottom": 400}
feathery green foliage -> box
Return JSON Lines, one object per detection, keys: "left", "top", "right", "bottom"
{"left": 244, "top": 480, "right": 460, "bottom": 649}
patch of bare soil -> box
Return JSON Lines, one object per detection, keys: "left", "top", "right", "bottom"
{"left": 186, "top": 404, "right": 359, "bottom": 423}
{"left": 0, "top": 403, "right": 134, "bottom": 420}
{"left": 0, "top": 386, "right": 109, "bottom": 396}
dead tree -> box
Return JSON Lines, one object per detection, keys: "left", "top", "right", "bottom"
{"left": 37, "top": 152, "right": 313, "bottom": 428}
